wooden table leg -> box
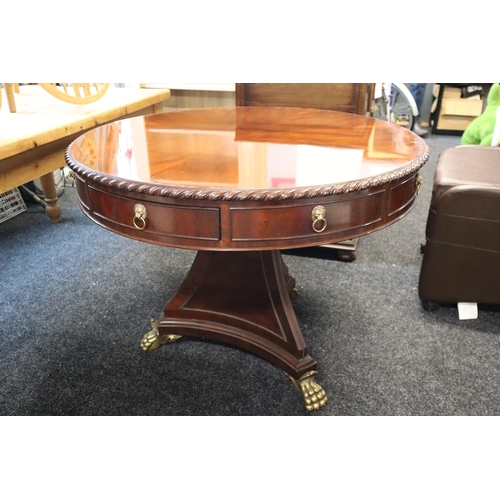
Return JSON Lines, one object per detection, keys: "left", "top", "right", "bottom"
{"left": 4, "top": 83, "right": 17, "bottom": 112}
{"left": 38, "top": 171, "right": 62, "bottom": 222}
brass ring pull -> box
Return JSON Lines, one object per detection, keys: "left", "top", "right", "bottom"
{"left": 311, "top": 205, "right": 327, "bottom": 233}
{"left": 133, "top": 204, "right": 147, "bottom": 230}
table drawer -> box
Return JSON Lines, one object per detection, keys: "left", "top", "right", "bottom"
{"left": 88, "top": 186, "right": 220, "bottom": 242}
{"left": 229, "top": 190, "right": 385, "bottom": 244}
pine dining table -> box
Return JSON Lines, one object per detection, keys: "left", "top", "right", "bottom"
{"left": 0, "top": 84, "right": 170, "bottom": 222}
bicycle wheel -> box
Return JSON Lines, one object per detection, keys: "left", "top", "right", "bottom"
{"left": 388, "top": 84, "right": 414, "bottom": 130}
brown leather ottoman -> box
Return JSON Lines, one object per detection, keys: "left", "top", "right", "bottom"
{"left": 418, "top": 145, "right": 500, "bottom": 310}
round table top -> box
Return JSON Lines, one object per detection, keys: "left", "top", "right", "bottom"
{"left": 66, "top": 107, "right": 429, "bottom": 200}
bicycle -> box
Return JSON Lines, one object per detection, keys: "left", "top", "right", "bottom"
{"left": 372, "top": 83, "right": 419, "bottom": 131}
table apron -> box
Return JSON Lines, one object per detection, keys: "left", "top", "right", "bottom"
{"left": 75, "top": 172, "right": 420, "bottom": 251}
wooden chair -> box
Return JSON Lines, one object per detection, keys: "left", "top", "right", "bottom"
{"left": 236, "top": 83, "right": 374, "bottom": 115}
{"left": 1, "top": 83, "right": 109, "bottom": 112}
{"left": 38, "top": 83, "right": 109, "bottom": 104}
{"left": 1, "top": 83, "right": 20, "bottom": 112}
{"left": 235, "top": 83, "right": 376, "bottom": 260}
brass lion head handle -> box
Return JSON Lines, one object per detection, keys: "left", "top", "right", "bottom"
{"left": 415, "top": 174, "right": 423, "bottom": 195}
{"left": 133, "top": 203, "right": 147, "bottom": 230}
{"left": 311, "top": 205, "right": 327, "bottom": 233}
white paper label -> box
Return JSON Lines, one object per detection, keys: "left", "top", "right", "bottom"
{"left": 457, "top": 302, "right": 478, "bottom": 320}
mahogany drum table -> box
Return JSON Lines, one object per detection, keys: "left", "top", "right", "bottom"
{"left": 65, "top": 107, "right": 429, "bottom": 411}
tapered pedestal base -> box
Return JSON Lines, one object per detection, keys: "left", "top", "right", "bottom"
{"left": 143, "top": 250, "right": 327, "bottom": 410}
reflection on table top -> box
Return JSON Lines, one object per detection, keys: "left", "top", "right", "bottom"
{"left": 67, "top": 107, "right": 429, "bottom": 191}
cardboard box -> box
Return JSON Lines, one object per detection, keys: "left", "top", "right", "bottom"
{"left": 440, "top": 98, "right": 483, "bottom": 118}
{"left": 443, "top": 87, "right": 462, "bottom": 99}
{"left": 436, "top": 94, "right": 483, "bottom": 131}
{"left": 436, "top": 115, "right": 476, "bottom": 131}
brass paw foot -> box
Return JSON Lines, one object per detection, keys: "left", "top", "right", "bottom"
{"left": 288, "top": 370, "right": 328, "bottom": 411}
{"left": 290, "top": 287, "right": 299, "bottom": 299}
{"left": 140, "top": 318, "right": 182, "bottom": 352}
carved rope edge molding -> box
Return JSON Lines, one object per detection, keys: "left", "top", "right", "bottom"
{"left": 65, "top": 144, "right": 429, "bottom": 202}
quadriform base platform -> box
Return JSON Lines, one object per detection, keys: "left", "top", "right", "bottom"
{"left": 66, "top": 107, "right": 429, "bottom": 411}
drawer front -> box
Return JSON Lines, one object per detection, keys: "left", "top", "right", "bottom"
{"left": 229, "top": 190, "right": 385, "bottom": 244}
{"left": 88, "top": 186, "right": 220, "bottom": 242}
{"left": 387, "top": 174, "right": 419, "bottom": 218}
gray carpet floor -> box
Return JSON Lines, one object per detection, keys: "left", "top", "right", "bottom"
{"left": 1, "top": 132, "right": 499, "bottom": 416}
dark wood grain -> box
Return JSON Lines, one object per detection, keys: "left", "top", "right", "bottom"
{"left": 158, "top": 250, "right": 316, "bottom": 378}
{"left": 66, "top": 106, "right": 429, "bottom": 392}
{"left": 235, "top": 83, "right": 375, "bottom": 115}
{"left": 66, "top": 107, "right": 428, "bottom": 251}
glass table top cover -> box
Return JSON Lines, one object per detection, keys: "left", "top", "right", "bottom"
{"left": 67, "top": 107, "right": 429, "bottom": 193}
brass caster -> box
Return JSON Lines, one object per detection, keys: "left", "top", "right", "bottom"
{"left": 140, "top": 318, "right": 182, "bottom": 352}
{"left": 287, "top": 370, "right": 328, "bottom": 411}
{"left": 290, "top": 287, "right": 299, "bottom": 299}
